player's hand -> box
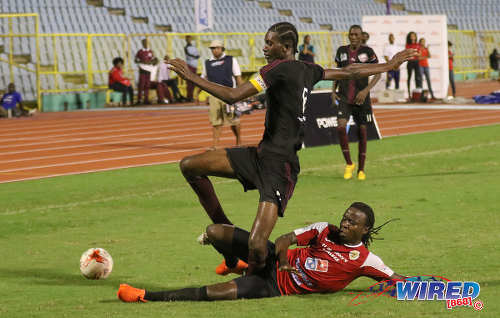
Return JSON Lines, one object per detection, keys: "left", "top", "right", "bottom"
{"left": 354, "top": 89, "right": 369, "bottom": 105}
{"left": 390, "top": 49, "right": 418, "bottom": 69}
{"left": 278, "top": 263, "right": 299, "bottom": 274}
{"left": 167, "top": 58, "right": 193, "bottom": 81}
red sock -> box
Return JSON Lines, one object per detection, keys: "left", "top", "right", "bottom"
{"left": 358, "top": 126, "right": 367, "bottom": 172}
{"left": 337, "top": 127, "right": 352, "bottom": 165}
{"left": 187, "top": 176, "right": 232, "bottom": 225}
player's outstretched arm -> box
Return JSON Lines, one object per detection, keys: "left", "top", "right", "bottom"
{"left": 323, "top": 49, "right": 418, "bottom": 80}
{"left": 274, "top": 232, "right": 299, "bottom": 273}
{"left": 168, "top": 58, "right": 258, "bottom": 104}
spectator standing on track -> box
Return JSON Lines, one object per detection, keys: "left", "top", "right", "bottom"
{"left": 196, "top": 39, "right": 243, "bottom": 149}
{"left": 332, "top": 25, "right": 381, "bottom": 181}
{"left": 185, "top": 35, "right": 200, "bottom": 102}
{"left": 109, "top": 57, "right": 134, "bottom": 106}
{"left": 405, "top": 32, "right": 422, "bottom": 98}
{"left": 0, "top": 83, "right": 34, "bottom": 118}
{"left": 418, "top": 38, "right": 435, "bottom": 100}
{"left": 383, "top": 33, "right": 400, "bottom": 89}
{"left": 448, "top": 41, "right": 456, "bottom": 98}
{"left": 298, "top": 35, "right": 315, "bottom": 63}
{"left": 489, "top": 49, "right": 499, "bottom": 71}
{"left": 135, "top": 38, "right": 158, "bottom": 105}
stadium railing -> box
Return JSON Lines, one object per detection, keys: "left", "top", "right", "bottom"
{"left": 1, "top": 20, "right": 498, "bottom": 111}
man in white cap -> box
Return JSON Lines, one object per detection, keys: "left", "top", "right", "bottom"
{"left": 196, "top": 39, "right": 243, "bottom": 149}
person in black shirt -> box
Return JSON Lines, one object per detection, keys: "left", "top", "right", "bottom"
{"left": 167, "top": 22, "right": 416, "bottom": 277}
{"left": 332, "top": 25, "right": 380, "bottom": 181}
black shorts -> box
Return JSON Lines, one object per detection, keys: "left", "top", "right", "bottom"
{"left": 337, "top": 100, "right": 373, "bottom": 125}
{"left": 226, "top": 147, "right": 299, "bottom": 217}
{"left": 232, "top": 228, "right": 281, "bottom": 299}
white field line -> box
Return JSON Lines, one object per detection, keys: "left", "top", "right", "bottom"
{"left": 2, "top": 140, "right": 496, "bottom": 216}
{"left": 382, "top": 122, "right": 500, "bottom": 138}
{"left": 379, "top": 114, "right": 500, "bottom": 131}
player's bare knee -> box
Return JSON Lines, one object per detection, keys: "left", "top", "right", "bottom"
{"left": 206, "top": 224, "right": 223, "bottom": 242}
{"left": 248, "top": 236, "right": 267, "bottom": 255}
{"left": 179, "top": 156, "right": 195, "bottom": 176}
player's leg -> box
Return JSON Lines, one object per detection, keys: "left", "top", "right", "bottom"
{"left": 247, "top": 201, "right": 279, "bottom": 274}
{"left": 354, "top": 106, "right": 370, "bottom": 180}
{"left": 180, "top": 149, "right": 236, "bottom": 225}
{"left": 119, "top": 274, "right": 280, "bottom": 302}
{"left": 449, "top": 70, "right": 456, "bottom": 97}
{"left": 395, "top": 69, "right": 400, "bottom": 90}
{"left": 230, "top": 124, "right": 241, "bottom": 146}
{"left": 336, "top": 101, "right": 354, "bottom": 179}
{"left": 407, "top": 63, "right": 413, "bottom": 98}
{"left": 144, "top": 72, "right": 151, "bottom": 104}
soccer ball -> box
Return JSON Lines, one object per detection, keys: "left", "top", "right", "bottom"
{"left": 79, "top": 248, "right": 113, "bottom": 280}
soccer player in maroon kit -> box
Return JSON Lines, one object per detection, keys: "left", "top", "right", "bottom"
{"left": 332, "top": 25, "right": 381, "bottom": 181}
{"left": 126, "top": 22, "right": 415, "bottom": 280}
{"left": 118, "top": 202, "right": 406, "bottom": 302}
{"left": 135, "top": 38, "right": 157, "bottom": 105}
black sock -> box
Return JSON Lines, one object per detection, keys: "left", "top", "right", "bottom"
{"left": 224, "top": 255, "right": 238, "bottom": 268}
{"left": 144, "top": 286, "right": 209, "bottom": 302}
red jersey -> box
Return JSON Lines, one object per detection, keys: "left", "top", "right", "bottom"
{"left": 448, "top": 50, "right": 454, "bottom": 70}
{"left": 406, "top": 43, "right": 420, "bottom": 60}
{"left": 419, "top": 47, "right": 429, "bottom": 67}
{"left": 276, "top": 222, "right": 394, "bottom": 295}
{"left": 109, "top": 67, "right": 131, "bottom": 86}
{"left": 135, "top": 48, "right": 154, "bottom": 64}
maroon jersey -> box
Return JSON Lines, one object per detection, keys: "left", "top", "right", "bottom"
{"left": 135, "top": 48, "right": 154, "bottom": 64}
{"left": 276, "top": 222, "right": 394, "bottom": 295}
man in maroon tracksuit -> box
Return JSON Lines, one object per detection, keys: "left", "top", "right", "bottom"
{"left": 135, "top": 38, "right": 157, "bottom": 105}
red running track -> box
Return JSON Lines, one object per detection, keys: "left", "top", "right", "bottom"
{"left": 1, "top": 107, "right": 500, "bottom": 183}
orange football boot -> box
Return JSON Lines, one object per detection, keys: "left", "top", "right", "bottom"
{"left": 117, "top": 284, "right": 147, "bottom": 303}
{"left": 215, "top": 259, "right": 248, "bottom": 276}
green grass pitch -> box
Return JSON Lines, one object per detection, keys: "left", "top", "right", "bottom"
{"left": 1, "top": 125, "right": 499, "bottom": 317}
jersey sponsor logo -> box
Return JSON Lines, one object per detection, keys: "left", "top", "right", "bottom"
{"left": 292, "top": 258, "right": 313, "bottom": 287}
{"left": 304, "top": 257, "right": 328, "bottom": 272}
{"left": 340, "top": 53, "right": 348, "bottom": 62}
{"left": 316, "top": 116, "right": 338, "bottom": 128}
{"left": 349, "top": 250, "right": 360, "bottom": 261}
{"left": 210, "top": 60, "right": 225, "bottom": 67}
{"left": 358, "top": 53, "right": 369, "bottom": 63}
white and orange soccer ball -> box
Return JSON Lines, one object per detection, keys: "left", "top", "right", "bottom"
{"left": 79, "top": 248, "right": 113, "bottom": 280}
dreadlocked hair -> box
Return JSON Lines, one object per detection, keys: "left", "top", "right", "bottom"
{"left": 350, "top": 202, "right": 399, "bottom": 248}
{"left": 268, "top": 22, "right": 299, "bottom": 54}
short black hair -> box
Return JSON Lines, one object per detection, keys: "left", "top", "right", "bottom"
{"left": 349, "top": 24, "right": 363, "bottom": 33}
{"left": 113, "top": 57, "right": 124, "bottom": 66}
{"left": 349, "top": 202, "right": 398, "bottom": 247}
{"left": 268, "top": 22, "right": 299, "bottom": 54}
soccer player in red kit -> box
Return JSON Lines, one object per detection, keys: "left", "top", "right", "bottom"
{"left": 137, "top": 22, "right": 416, "bottom": 279}
{"left": 118, "top": 202, "right": 406, "bottom": 302}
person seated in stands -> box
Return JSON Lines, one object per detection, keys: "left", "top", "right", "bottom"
{"left": 159, "top": 55, "right": 187, "bottom": 103}
{"left": 0, "top": 83, "right": 35, "bottom": 118}
{"left": 109, "top": 57, "right": 133, "bottom": 106}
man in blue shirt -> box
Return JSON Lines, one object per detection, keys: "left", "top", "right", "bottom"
{"left": 0, "top": 83, "right": 33, "bottom": 118}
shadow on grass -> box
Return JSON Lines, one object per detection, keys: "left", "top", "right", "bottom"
{"left": 0, "top": 267, "right": 165, "bottom": 290}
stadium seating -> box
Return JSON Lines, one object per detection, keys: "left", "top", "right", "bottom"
{"left": 0, "top": 0, "right": 498, "bottom": 103}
